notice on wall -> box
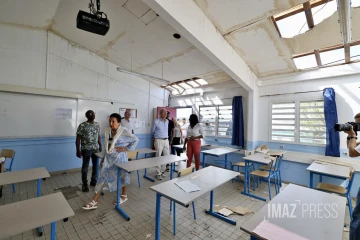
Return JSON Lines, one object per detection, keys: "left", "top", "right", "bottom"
{"left": 54, "top": 108, "right": 72, "bottom": 119}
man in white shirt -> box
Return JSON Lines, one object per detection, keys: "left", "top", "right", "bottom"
{"left": 345, "top": 113, "right": 360, "bottom": 240}
{"left": 122, "top": 109, "right": 134, "bottom": 134}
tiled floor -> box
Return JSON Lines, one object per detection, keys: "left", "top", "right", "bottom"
{"left": 0, "top": 163, "right": 352, "bottom": 240}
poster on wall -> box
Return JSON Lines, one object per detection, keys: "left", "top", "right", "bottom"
{"left": 119, "top": 108, "right": 137, "bottom": 118}
{"left": 54, "top": 108, "right": 72, "bottom": 119}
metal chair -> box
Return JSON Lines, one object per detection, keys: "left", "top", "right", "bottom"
{"left": 172, "top": 165, "right": 196, "bottom": 235}
{"left": 315, "top": 167, "right": 355, "bottom": 218}
{"left": 230, "top": 150, "right": 255, "bottom": 183}
{"left": 250, "top": 156, "right": 279, "bottom": 200}
{"left": 1, "top": 149, "right": 16, "bottom": 193}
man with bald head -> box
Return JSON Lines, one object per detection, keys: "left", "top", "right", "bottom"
{"left": 122, "top": 109, "right": 134, "bottom": 134}
{"left": 151, "top": 108, "right": 169, "bottom": 180}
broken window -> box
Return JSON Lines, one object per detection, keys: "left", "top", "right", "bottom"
{"left": 162, "top": 78, "right": 208, "bottom": 96}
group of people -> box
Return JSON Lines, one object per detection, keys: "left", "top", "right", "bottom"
{"left": 77, "top": 108, "right": 204, "bottom": 210}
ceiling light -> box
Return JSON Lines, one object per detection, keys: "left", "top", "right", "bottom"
{"left": 116, "top": 68, "right": 170, "bottom": 84}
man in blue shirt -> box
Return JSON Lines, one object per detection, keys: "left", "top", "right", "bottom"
{"left": 152, "top": 108, "right": 169, "bottom": 180}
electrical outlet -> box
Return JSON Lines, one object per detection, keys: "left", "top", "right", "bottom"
{"left": 343, "top": 152, "right": 348, "bottom": 156}
{"left": 280, "top": 145, "right": 284, "bottom": 149}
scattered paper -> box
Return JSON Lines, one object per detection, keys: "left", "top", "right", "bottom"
{"left": 0, "top": 157, "right": 5, "bottom": 163}
{"left": 175, "top": 181, "right": 201, "bottom": 193}
{"left": 207, "top": 205, "right": 253, "bottom": 216}
{"left": 146, "top": 234, "right": 152, "bottom": 239}
{"left": 226, "top": 206, "right": 253, "bottom": 215}
{"left": 253, "top": 220, "right": 309, "bottom": 240}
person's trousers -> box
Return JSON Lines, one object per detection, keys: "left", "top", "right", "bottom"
{"left": 350, "top": 187, "right": 360, "bottom": 240}
{"left": 186, "top": 140, "right": 201, "bottom": 170}
{"left": 154, "top": 139, "right": 169, "bottom": 175}
{"left": 172, "top": 137, "right": 182, "bottom": 156}
{"left": 81, "top": 149, "right": 99, "bottom": 186}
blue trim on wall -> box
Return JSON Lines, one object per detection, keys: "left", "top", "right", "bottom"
{"left": 0, "top": 134, "right": 153, "bottom": 173}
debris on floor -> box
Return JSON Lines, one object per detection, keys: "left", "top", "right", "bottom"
{"left": 208, "top": 205, "right": 253, "bottom": 216}
{"left": 54, "top": 185, "right": 81, "bottom": 200}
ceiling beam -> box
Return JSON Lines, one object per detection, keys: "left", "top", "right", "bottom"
{"left": 314, "top": 49, "right": 322, "bottom": 66}
{"left": 344, "top": 44, "right": 351, "bottom": 63}
{"left": 337, "top": 0, "right": 351, "bottom": 44}
{"left": 303, "top": 2, "right": 314, "bottom": 29}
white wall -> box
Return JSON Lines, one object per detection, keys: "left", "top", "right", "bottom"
{"left": 258, "top": 74, "right": 360, "bottom": 150}
{"left": 0, "top": 24, "right": 167, "bottom": 134}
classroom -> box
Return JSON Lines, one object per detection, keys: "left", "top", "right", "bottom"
{"left": 0, "top": 0, "right": 359, "bottom": 240}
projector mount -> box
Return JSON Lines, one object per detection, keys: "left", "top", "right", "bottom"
{"left": 88, "top": 0, "right": 107, "bottom": 20}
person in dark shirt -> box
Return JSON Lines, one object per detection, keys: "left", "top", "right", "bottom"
{"left": 166, "top": 111, "right": 174, "bottom": 171}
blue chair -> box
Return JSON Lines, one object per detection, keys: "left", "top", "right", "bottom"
{"left": 315, "top": 167, "right": 355, "bottom": 218}
{"left": 1, "top": 149, "right": 16, "bottom": 193}
{"left": 250, "top": 156, "right": 279, "bottom": 200}
{"left": 230, "top": 150, "right": 255, "bottom": 183}
{"left": 259, "top": 153, "right": 284, "bottom": 189}
{"left": 172, "top": 165, "right": 196, "bottom": 235}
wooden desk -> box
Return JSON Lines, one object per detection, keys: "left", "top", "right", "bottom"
{"left": 0, "top": 192, "right": 74, "bottom": 240}
{"left": 241, "top": 184, "right": 346, "bottom": 240}
{"left": 114, "top": 155, "right": 187, "bottom": 221}
{"left": 201, "top": 147, "right": 240, "bottom": 169}
{"left": 150, "top": 166, "right": 239, "bottom": 240}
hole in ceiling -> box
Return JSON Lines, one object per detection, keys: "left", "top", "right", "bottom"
{"left": 173, "top": 33, "right": 181, "bottom": 39}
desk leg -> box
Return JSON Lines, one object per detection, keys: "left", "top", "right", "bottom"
{"left": 202, "top": 154, "right": 206, "bottom": 168}
{"left": 310, "top": 172, "right": 314, "bottom": 189}
{"left": 155, "top": 193, "right": 162, "bottom": 240}
{"left": 250, "top": 236, "right": 258, "bottom": 240}
{"left": 170, "top": 163, "right": 173, "bottom": 180}
{"left": 205, "top": 190, "right": 236, "bottom": 225}
{"left": 37, "top": 179, "right": 44, "bottom": 236}
{"left": 224, "top": 154, "right": 228, "bottom": 169}
{"left": 143, "top": 153, "right": 155, "bottom": 182}
{"left": 50, "top": 222, "right": 56, "bottom": 240}
{"left": 319, "top": 174, "right": 323, "bottom": 183}
{"left": 241, "top": 161, "right": 248, "bottom": 194}
{"left": 115, "top": 168, "right": 130, "bottom": 221}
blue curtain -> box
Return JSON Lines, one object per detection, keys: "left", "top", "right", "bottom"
{"left": 231, "top": 96, "right": 245, "bottom": 148}
{"left": 323, "top": 88, "right": 340, "bottom": 157}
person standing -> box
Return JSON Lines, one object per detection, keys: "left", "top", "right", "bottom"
{"left": 183, "top": 114, "right": 204, "bottom": 171}
{"left": 171, "top": 118, "right": 182, "bottom": 156}
{"left": 166, "top": 111, "right": 174, "bottom": 171}
{"left": 76, "top": 110, "right": 102, "bottom": 192}
{"left": 122, "top": 109, "right": 134, "bottom": 134}
{"left": 180, "top": 118, "right": 189, "bottom": 142}
{"left": 152, "top": 109, "right": 169, "bottom": 180}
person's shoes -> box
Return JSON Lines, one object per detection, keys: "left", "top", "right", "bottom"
{"left": 90, "top": 180, "right": 97, "bottom": 187}
{"left": 82, "top": 184, "right": 89, "bottom": 192}
{"left": 156, "top": 175, "right": 162, "bottom": 180}
{"left": 166, "top": 164, "right": 170, "bottom": 172}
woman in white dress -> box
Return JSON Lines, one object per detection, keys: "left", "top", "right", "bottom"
{"left": 83, "top": 113, "right": 139, "bottom": 210}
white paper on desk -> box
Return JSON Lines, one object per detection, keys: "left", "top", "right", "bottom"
{"left": 175, "top": 181, "right": 201, "bottom": 193}
{"left": 0, "top": 157, "right": 5, "bottom": 163}
{"left": 252, "top": 220, "right": 309, "bottom": 240}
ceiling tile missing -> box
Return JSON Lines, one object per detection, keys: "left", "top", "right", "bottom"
{"left": 123, "top": 0, "right": 151, "bottom": 18}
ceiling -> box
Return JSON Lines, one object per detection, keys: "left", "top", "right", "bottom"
{"left": 0, "top": 0, "right": 231, "bottom": 85}
{"left": 0, "top": 0, "right": 358, "bottom": 86}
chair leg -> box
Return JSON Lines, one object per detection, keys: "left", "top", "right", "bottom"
{"left": 173, "top": 201, "right": 176, "bottom": 235}
{"left": 170, "top": 200, "right": 172, "bottom": 212}
{"left": 347, "top": 194, "right": 353, "bottom": 219}
{"left": 231, "top": 165, "right": 234, "bottom": 183}
{"left": 192, "top": 202, "right": 196, "bottom": 219}
{"left": 137, "top": 170, "right": 140, "bottom": 188}
{"left": 279, "top": 168, "right": 282, "bottom": 187}
{"left": 12, "top": 183, "right": 16, "bottom": 193}
{"left": 267, "top": 178, "right": 272, "bottom": 200}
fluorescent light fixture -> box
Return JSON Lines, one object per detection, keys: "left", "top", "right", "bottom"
{"left": 116, "top": 67, "right": 170, "bottom": 84}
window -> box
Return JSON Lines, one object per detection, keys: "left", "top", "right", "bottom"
{"left": 270, "top": 100, "right": 326, "bottom": 145}
{"left": 199, "top": 105, "right": 232, "bottom": 137}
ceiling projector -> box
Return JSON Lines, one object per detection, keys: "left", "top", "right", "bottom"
{"left": 76, "top": 0, "right": 109, "bottom": 36}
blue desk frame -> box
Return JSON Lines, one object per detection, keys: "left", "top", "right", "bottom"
{"left": 202, "top": 152, "right": 229, "bottom": 169}
{"left": 115, "top": 162, "right": 175, "bottom": 220}
{"left": 241, "top": 160, "right": 269, "bottom": 202}
{"left": 155, "top": 189, "right": 236, "bottom": 240}
{"left": 309, "top": 171, "right": 347, "bottom": 189}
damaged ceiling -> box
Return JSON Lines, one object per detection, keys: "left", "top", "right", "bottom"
{"left": 194, "top": 0, "right": 360, "bottom": 78}
{"left": 0, "top": 0, "right": 231, "bottom": 85}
